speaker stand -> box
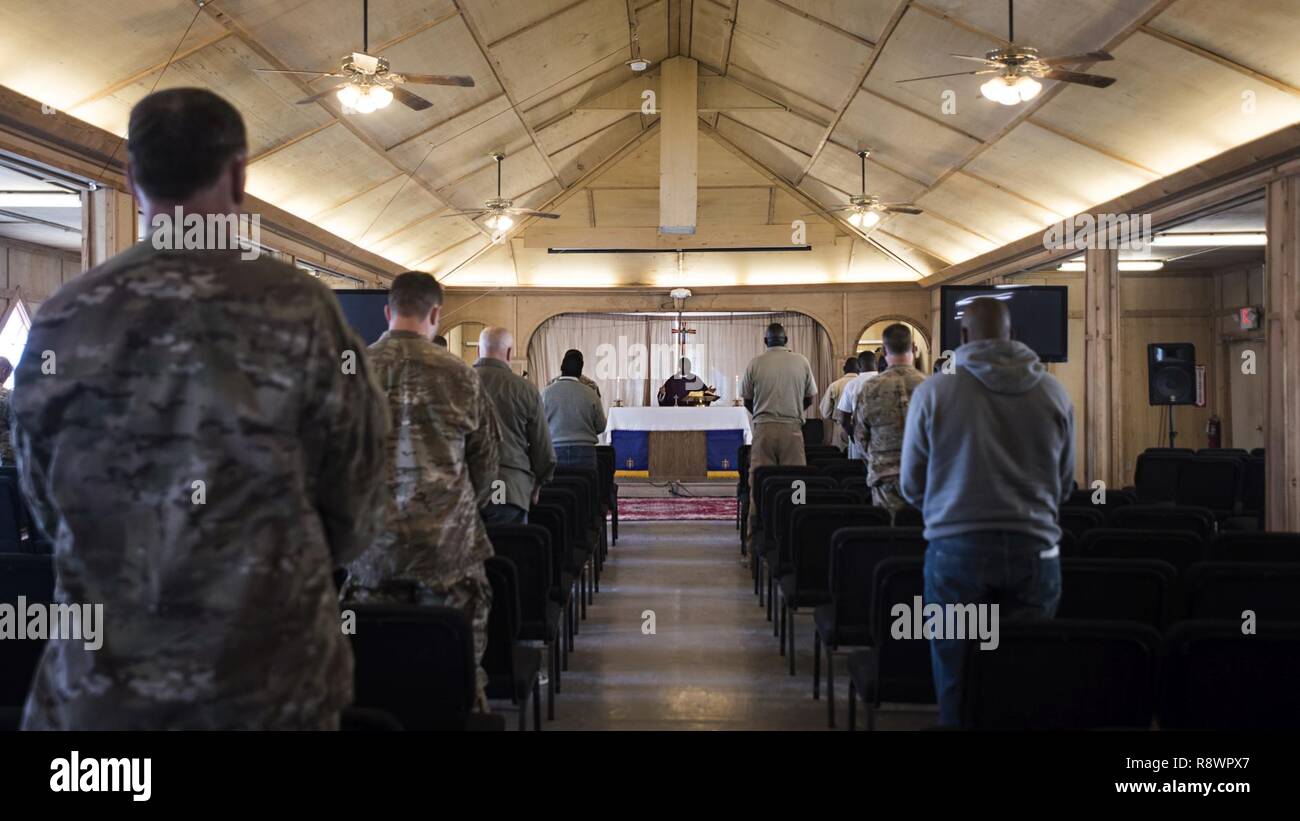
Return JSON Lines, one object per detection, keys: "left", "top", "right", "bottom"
{"left": 1166, "top": 404, "right": 1178, "bottom": 449}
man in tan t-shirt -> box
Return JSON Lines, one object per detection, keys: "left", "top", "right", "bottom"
{"left": 739, "top": 322, "right": 817, "bottom": 557}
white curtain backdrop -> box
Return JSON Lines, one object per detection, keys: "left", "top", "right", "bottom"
{"left": 526, "top": 311, "right": 834, "bottom": 417}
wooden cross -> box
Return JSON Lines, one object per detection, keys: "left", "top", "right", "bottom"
{"left": 671, "top": 316, "right": 696, "bottom": 374}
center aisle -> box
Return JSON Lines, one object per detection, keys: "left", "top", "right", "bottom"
{"left": 549, "top": 519, "right": 828, "bottom": 730}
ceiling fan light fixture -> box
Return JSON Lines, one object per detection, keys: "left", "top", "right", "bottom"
{"left": 847, "top": 209, "right": 882, "bottom": 229}
{"left": 980, "top": 74, "right": 1040, "bottom": 105}
{"left": 336, "top": 83, "right": 362, "bottom": 108}
{"left": 485, "top": 213, "right": 514, "bottom": 231}
{"left": 369, "top": 85, "right": 394, "bottom": 109}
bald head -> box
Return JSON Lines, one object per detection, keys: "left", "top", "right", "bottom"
{"left": 479, "top": 326, "right": 514, "bottom": 362}
{"left": 960, "top": 297, "right": 1012, "bottom": 345}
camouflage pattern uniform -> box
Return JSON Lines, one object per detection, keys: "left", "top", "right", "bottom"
{"left": 852, "top": 364, "right": 926, "bottom": 515}
{"left": 548, "top": 373, "right": 601, "bottom": 398}
{"left": 11, "top": 243, "right": 389, "bottom": 730}
{"left": 344, "top": 330, "right": 500, "bottom": 707}
{"left": 0, "top": 386, "right": 13, "bottom": 465}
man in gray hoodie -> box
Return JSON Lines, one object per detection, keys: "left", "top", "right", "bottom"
{"left": 900, "top": 297, "right": 1075, "bottom": 727}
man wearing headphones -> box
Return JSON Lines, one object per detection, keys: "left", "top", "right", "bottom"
{"left": 739, "top": 322, "right": 817, "bottom": 558}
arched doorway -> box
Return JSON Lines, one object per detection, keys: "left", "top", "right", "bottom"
{"left": 441, "top": 321, "right": 485, "bottom": 366}
{"left": 855, "top": 317, "right": 932, "bottom": 374}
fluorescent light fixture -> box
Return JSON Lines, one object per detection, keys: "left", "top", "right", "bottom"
{"left": 1151, "top": 232, "right": 1266, "bottom": 246}
{"left": 0, "top": 193, "right": 81, "bottom": 208}
{"left": 1056, "top": 260, "right": 1165, "bottom": 272}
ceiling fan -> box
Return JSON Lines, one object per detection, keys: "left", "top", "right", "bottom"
{"left": 254, "top": 0, "right": 474, "bottom": 113}
{"left": 896, "top": 0, "right": 1117, "bottom": 106}
{"left": 813, "top": 150, "right": 922, "bottom": 231}
{"left": 440, "top": 153, "right": 561, "bottom": 232}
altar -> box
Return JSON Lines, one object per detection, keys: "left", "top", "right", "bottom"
{"left": 603, "top": 406, "right": 752, "bottom": 480}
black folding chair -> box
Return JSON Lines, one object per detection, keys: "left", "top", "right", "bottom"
{"left": 847, "top": 556, "right": 935, "bottom": 731}
{"left": 1158, "top": 621, "right": 1300, "bottom": 730}
{"left": 1182, "top": 562, "right": 1300, "bottom": 621}
{"left": 960, "top": 620, "right": 1160, "bottom": 730}
{"left": 1108, "top": 504, "right": 1215, "bottom": 540}
{"left": 1207, "top": 531, "right": 1300, "bottom": 562}
{"left": 1057, "top": 505, "right": 1105, "bottom": 541}
{"left": 1080, "top": 528, "right": 1206, "bottom": 573}
{"left": 483, "top": 556, "right": 543, "bottom": 730}
{"left": 1057, "top": 558, "right": 1176, "bottom": 629}
{"left": 485, "top": 524, "right": 561, "bottom": 720}
{"left": 1175, "top": 457, "right": 1242, "bottom": 517}
{"left": 348, "top": 604, "right": 505, "bottom": 731}
{"left": 815, "top": 527, "right": 925, "bottom": 727}
{"left": 0, "top": 553, "right": 54, "bottom": 724}
{"left": 1134, "top": 451, "right": 1193, "bottom": 503}
{"left": 776, "top": 505, "right": 890, "bottom": 675}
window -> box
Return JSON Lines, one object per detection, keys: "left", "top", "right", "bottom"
{"left": 0, "top": 299, "right": 33, "bottom": 388}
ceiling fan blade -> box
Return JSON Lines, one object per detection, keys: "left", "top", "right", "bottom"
{"left": 255, "top": 68, "right": 344, "bottom": 76}
{"left": 1042, "top": 69, "right": 1117, "bottom": 88}
{"left": 948, "top": 53, "right": 998, "bottom": 64}
{"left": 1038, "top": 51, "right": 1114, "bottom": 66}
{"left": 506, "top": 209, "right": 561, "bottom": 219}
{"left": 882, "top": 205, "right": 923, "bottom": 215}
{"left": 395, "top": 73, "right": 476, "bottom": 87}
{"left": 439, "top": 210, "right": 491, "bottom": 218}
{"left": 393, "top": 85, "right": 434, "bottom": 111}
{"left": 896, "top": 70, "right": 993, "bottom": 83}
{"left": 296, "top": 85, "right": 347, "bottom": 105}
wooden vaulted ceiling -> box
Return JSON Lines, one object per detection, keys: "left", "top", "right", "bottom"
{"left": 0, "top": 0, "right": 1298, "bottom": 287}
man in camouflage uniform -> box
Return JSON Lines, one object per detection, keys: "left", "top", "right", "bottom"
{"left": 0, "top": 357, "right": 13, "bottom": 465}
{"left": 11, "top": 89, "right": 390, "bottom": 730}
{"left": 852, "top": 323, "right": 925, "bottom": 517}
{"left": 344, "top": 271, "right": 500, "bottom": 709}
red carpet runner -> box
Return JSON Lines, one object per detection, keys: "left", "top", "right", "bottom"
{"left": 616, "top": 497, "right": 738, "bottom": 521}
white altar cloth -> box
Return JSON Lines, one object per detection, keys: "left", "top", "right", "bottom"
{"left": 602, "top": 406, "right": 753, "bottom": 444}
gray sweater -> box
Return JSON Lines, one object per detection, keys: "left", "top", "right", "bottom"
{"left": 899, "top": 339, "right": 1075, "bottom": 547}
{"left": 541, "top": 376, "right": 607, "bottom": 446}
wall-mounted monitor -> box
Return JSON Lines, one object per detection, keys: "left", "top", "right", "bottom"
{"left": 332, "top": 289, "right": 390, "bottom": 346}
{"left": 939, "top": 285, "right": 1069, "bottom": 363}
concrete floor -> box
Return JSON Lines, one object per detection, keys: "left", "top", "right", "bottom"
{"left": 543, "top": 519, "right": 936, "bottom": 731}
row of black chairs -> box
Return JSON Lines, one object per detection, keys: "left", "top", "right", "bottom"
{"left": 800, "top": 544, "right": 1300, "bottom": 731}
{"left": 1134, "top": 448, "right": 1264, "bottom": 519}
{"left": 1, "top": 452, "right": 620, "bottom": 732}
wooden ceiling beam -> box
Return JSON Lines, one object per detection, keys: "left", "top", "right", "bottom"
{"left": 451, "top": 0, "right": 567, "bottom": 193}
{"left": 755, "top": 0, "right": 876, "bottom": 50}
{"left": 794, "top": 0, "right": 910, "bottom": 187}
{"left": 1136, "top": 26, "right": 1300, "bottom": 97}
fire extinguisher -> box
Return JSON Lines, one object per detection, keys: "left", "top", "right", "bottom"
{"left": 1207, "top": 414, "right": 1222, "bottom": 449}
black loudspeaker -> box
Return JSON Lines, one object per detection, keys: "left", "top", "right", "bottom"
{"left": 1147, "top": 342, "right": 1196, "bottom": 406}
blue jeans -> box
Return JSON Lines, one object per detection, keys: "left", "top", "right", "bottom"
{"left": 555, "top": 444, "right": 596, "bottom": 470}
{"left": 923, "top": 531, "right": 1061, "bottom": 728}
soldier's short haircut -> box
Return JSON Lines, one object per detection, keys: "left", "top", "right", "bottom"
{"left": 388, "top": 271, "right": 443, "bottom": 318}
{"left": 127, "top": 89, "right": 248, "bottom": 201}
{"left": 561, "top": 349, "right": 584, "bottom": 377}
{"left": 881, "top": 323, "right": 912, "bottom": 356}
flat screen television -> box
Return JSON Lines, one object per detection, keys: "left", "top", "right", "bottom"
{"left": 939, "top": 285, "right": 1069, "bottom": 363}
{"left": 332, "top": 289, "right": 390, "bottom": 346}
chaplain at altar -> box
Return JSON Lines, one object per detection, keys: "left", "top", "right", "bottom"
{"left": 657, "top": 358, "right": 713, "bottom": 406}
